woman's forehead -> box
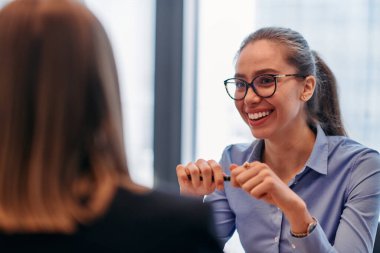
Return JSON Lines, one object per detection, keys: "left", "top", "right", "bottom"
{"left": 235, "top": 40, "right": 292, "bottom": 75}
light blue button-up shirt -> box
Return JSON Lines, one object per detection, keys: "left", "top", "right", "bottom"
{"left": 205, "top": 125, "right": 380, "bottom": 253}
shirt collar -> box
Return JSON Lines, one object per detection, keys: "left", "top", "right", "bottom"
{"left": 306, "top": 124, "right": 328, "bottom": 175}
{"left": 247, "top": 124, "right": 328, "bottom": 175}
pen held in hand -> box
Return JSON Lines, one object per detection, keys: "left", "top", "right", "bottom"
{"left": 187, "top": 175, "right": 231, "bottom": 182}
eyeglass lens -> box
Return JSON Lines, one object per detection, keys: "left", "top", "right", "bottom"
{"left": 225, "top": 75, "right": 276, "bottom": 100}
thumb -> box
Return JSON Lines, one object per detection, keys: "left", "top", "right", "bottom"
{"left": 229, "top": 163, "right": 241, "bottom": 188}
{"left": 229, "top": 163, "right": 239, "bottom": 171}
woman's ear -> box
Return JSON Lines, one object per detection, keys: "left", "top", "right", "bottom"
{"left": 300, "top": 75, "right": 316, "bottom": 102}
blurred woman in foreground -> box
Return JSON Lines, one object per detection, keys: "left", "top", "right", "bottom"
{"left": 0, "top": 1, "right": 222, "bottom": 252}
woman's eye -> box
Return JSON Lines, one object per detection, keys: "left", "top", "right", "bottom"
{"left": 262, "top": 78, "right": 274, "bottom": 84}
{"left": 256, "top": 76, "right": 275, "bottom": 85}
{"left": 262, "top": 78, "right": 272, "bottom": 83}
{"left": 235, "top": 82, "right": 246, "bottom": 88}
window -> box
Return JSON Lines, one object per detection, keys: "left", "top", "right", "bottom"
{"left": 196, "top": 0, "right": 380, "bottom": 160}
{"left": 0, "top": 0, "right": 9, "bottom": 8}
{"left": 0, "top": 0, "right": 155, "bottom": 187}
{"left": 85, "top": 0, "right": 155, "bottom": 187}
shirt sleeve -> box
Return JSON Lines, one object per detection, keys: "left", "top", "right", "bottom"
{"left": 204, "top": 145, "right": 237, "bottom": 247}
{"left": 288, "top": 150, "right": 380, "bottom": 253}
{"left": 204, "top": 189, "right": 236, "bottom": 247}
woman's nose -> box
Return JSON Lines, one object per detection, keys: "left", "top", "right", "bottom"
{"left": 244, "top": 85, "right": 261, "bottom": 104}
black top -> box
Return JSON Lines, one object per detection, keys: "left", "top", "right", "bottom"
{"left": 0, "top": 188, "right": 223, "bottom": 253}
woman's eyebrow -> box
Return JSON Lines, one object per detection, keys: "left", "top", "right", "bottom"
{"left": 255, "top": 68, "right": 279, "bottom": 75}
{"left": 234, "top": 73, "right": 246, "bottom": 78}
{"left": 234, "top": 68, "right": 280, "bottom": 79}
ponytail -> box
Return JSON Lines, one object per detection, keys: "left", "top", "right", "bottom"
{"left": 306, "top": 51, "right": 347, "bottom": 136}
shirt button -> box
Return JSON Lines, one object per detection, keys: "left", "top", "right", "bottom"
{"left": 291, "top": 243, "right": 296, "bottom": 249}
{"left": 274, "top": 236, "right": 279, "bottom": 243}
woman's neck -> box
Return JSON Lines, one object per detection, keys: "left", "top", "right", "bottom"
{"left": 262, "top": 124, "right": 316, "bottom": 183}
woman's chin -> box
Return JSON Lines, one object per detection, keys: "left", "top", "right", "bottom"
{"left": 249, "top": 127, "right": 272, "bottom": 140}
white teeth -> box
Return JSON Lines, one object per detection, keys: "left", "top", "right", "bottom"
{"left": 248, "top": 111, "right": 271, "bottom": 120}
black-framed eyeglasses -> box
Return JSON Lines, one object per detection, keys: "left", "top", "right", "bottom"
{"left": 224, "top": 74, "right": 307, "bottom": 100}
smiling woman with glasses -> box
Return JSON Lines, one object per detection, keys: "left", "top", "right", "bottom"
{"left": 176, "top": 27, "right": 380, "bottom": 253}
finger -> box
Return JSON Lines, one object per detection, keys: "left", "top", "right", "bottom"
{"left": 235, "top": 163, "right": 262, "bottom": 186}
{"left": 195, "top": 159, "right": 214, "bottom": 190}
{"left": 250, "top": 161, "right": 263, "bottom": 167}
{"left": 243, "top": 161, "right": 266, "bottom": 170}
{"left": 230, "top": 164, "right": 246, "bottom": 187}
{"left": 239, "top": 171, "right": 265, "bottom": 194}
{"left": 208, "top": 160, "right": 224, "bottom": 191}
{"left": 230, "top": 163, "right": 239, "bottom": 171}
{"left": 229, "top": 164, "right": 239, "bottom": 187}
{"left": 187, "top": 162, "right": 202, "bottom": 188}
{"left": 249, "top": 179, "right": 271, "bottom": 200}
{"left": 176, "top": 164, "right": 196, "bottom": 195}
{"left": 176, "top": 164, "right": 190, "bottom": 184}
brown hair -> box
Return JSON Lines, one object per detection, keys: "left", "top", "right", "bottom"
{"left": 237, "top": 27, "right": 347, "bottom": 136}
{"left": 0, "top": 0, "right": 130, "bottom": 233}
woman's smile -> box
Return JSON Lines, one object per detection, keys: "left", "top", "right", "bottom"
{"left": 248, "top": 110, "right": 273, "bottom": 120}
{"left": 247, "top": 109, "right": 274, "bottom": 127}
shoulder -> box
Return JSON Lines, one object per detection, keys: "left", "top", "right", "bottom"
{"left": 223, "top": 142, "right": 253, "bottom": 154}
{"left": 84, "top": 188, "right": 222, "bottom": 252}
{"left": 115, "top": 187, "right": 206, "bottom": 210}
{"left": 327, "top": 136, "right": 380, "bottom": 165}
{"left": 104, "top": 188, "right": 213, "bottom": 227}
{"left": 327, "top": 136, "right": 380, "bottom": 190}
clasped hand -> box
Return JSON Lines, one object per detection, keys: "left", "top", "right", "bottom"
{"left": 176, "top": 160, "right": 297, "bottom": 210}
